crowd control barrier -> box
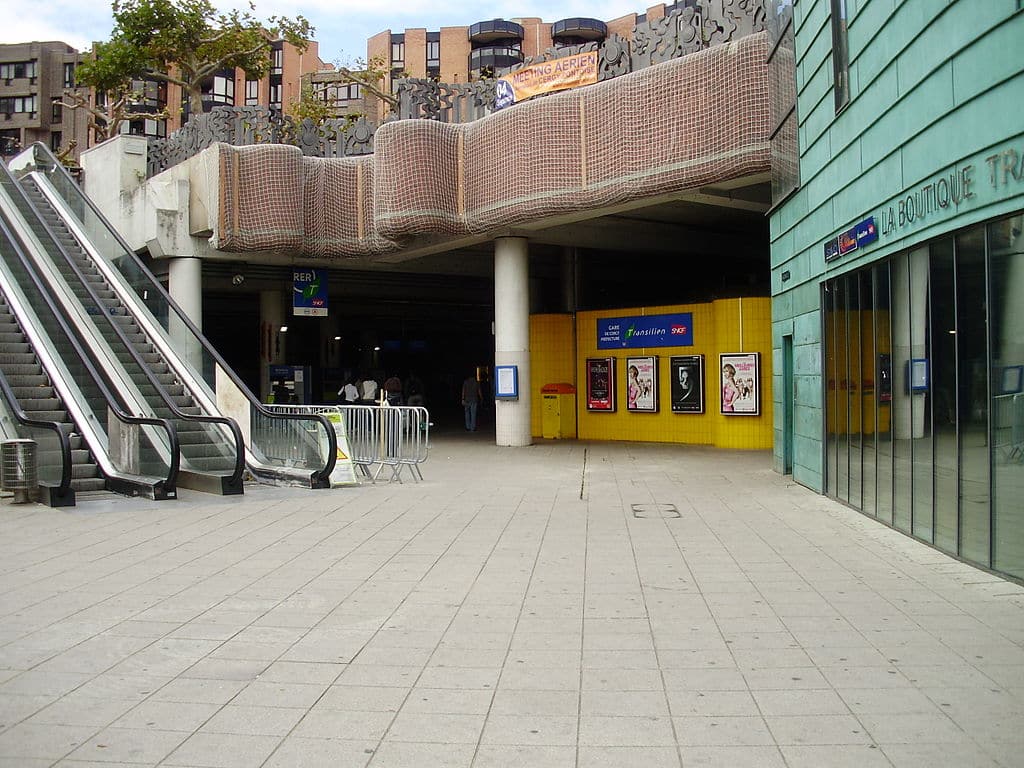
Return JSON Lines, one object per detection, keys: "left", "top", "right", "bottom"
{"left": 266, "top": 404, "right": 430, "bottom": 483}
{"left": 340, "top": 405, "right": 430, "bottom": 482}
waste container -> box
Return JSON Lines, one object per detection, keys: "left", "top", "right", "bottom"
{"left": 1, "top": 439, "right": 38, "bottom": 504}
{"left": 541, "top": 383, "right": 577, "bottom": 439}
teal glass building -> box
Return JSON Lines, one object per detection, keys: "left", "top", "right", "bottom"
{"left": 769, "top": 0, "right": 1024, "bottom": 578}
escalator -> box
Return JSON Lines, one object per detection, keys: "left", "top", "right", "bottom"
{"left": 7, "top": 143, "right": 336, "bottom": 490}
{"left": 0, "top": 214, "right": 178, "bottom": 502}
{"left": 0, "top": 160, "right": 244, "bottom": 495}
{"left": 0, "top": 292, "right": 104, "bottom": 498}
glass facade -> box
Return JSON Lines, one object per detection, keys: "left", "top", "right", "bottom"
{"left": 823, "top": 212, "right": 1024, "bottom": 579}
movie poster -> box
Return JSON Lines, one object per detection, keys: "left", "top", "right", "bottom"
{"left": 720, "top": 352, "right": 760, "bottom": 415}
{"left": 625, "top": 356, "right": 658, "bottom": 412}
{"left": 670, "top": 355, "right": 704, "bottom": 413}
{"left": 586, "top": 357, "right": 615, "bottom": 411}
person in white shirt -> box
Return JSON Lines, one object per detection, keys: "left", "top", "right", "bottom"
{"left": 360, "top": 376, "right": 379, "bottom": 405}
{"left": 338, "top": 378, "right": 359, "bottom": 404}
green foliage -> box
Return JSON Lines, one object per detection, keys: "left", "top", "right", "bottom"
{"left": 81, "top": 0, "right": 314, "bottom": 117}
{"left": 288, "top": 82, "right": 335, "bottom": 124}
{"left": 332, "top": 54, "right": 399, "bottom": 114}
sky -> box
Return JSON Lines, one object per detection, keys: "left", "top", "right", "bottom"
{"left": 1, "top": 0, "right": 656, "bottom": 65}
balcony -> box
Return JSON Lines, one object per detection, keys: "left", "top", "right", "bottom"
{"left": 468, "top": 46, "right": 524, "bottom": 74}
{"left": 551, "top": 18, "right": 608, "bottom": 43}
{"left": 468, "top": 19, "right": 524, "bottom": 45}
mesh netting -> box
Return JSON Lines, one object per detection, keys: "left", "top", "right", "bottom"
{"left": 302, "top": 156, "right": 394, "bottom": 257}
{"left": 213, "top": 32, "right": 770, "bottom": 258}
{"left": 214, "top": 143, "right": 304, "bottom": 252}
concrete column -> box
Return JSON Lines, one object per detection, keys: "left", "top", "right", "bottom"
{"left": 494, "top": 237, "right": 532, "bottom": 447}
{"left": 167, "top": 256, "right": 203, "bottom": 371}
{"left": 168, "top": 256, "right": 203, "bottom": 327}
{"left": 260, "top": 290, "right": 286, "bottom": 402}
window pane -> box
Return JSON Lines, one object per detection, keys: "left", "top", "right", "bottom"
{"left": 891, "top": 251, "right": 916, "bottom": 534}
{"left": 825, "top": 281, "right": 839, "bottom": 499}
{"left": 990, "top": 214, "right": 1024, "bottom": 578}
{"left": 956, "top": 226, "right": 990, "bottom": 566}
{"left": 836, "top": 276, "right": 850, "bottom": 503}
{"left": 860, "top": 269, "right": 877, "bottom": 517}
{"left": 849, "top": 274, "right": 863, "bottom": 510}
{"left": 930, "top": 238, "right": 958, "bottom": 553}
{"left": 875, "top": 263, "right": 894, "bottom": 525}
{"left": 830, "top": 0, "right": 850, "bottom": 111}
{"left": 912, "top": 246, "right": 934, "bottom": 542}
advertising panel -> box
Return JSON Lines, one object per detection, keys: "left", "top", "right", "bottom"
{"left": 586, "top": 357, "right": 615, "bottom": 411}
{"left": 626, "top": 356, "right": 658, "bottom": 412}
{"left": 670, "top": 355, "right": 704, "bottom": 413}
{"left": 720, "top": 352, "right": 760, "bottom": 415}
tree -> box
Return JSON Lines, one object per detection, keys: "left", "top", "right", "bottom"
{"left": 80, "top": 0, "right": 313, "bottom": 118}
{"left": 62, "top": 37, "right": 173, "bottom": 142}
{"left": 288, "top": 81, "right": 336, "bottom": 125}
{"left": 332, "top": 54, "right": 401, "bottom": 117}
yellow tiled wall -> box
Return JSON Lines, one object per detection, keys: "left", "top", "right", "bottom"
{"left": 530, "top": 299, "right": 774, "bottom": 449}
{"left": 529, "top": 313, "right": 577, "bottom": 437}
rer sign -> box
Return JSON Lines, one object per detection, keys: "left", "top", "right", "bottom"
{"left": 293, "top": 268, "right": 328, "bottom": 317}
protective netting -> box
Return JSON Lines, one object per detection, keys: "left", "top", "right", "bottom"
{"left": 214, "top": 143, "right": 304, "bottom": 252}
{"left": 302, "top": 156, "right": 394, "bottom": 257}
{"left": 213, "top": 32, "right": 770, "bottom": 258}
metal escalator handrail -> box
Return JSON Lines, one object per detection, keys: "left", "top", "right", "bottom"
{"left": 19, "top": 142, "right": 337, "bottom": 487}
{"left": 0, "top": 214, "right": 180, "bottom": 496}
{"left": 0, "top": 161, "right": 244, "bottom": 492}
{"left": 0, "top": 363, "right": 73, "bottom": 502}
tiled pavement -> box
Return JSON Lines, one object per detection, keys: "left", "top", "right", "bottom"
{"left": 2, "top": 434, "right": 1024, "bottom": 767}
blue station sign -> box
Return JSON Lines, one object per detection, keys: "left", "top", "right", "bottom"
{"left": 598, "top": 313, "right": 693, "bottom": 349}
{"left": 293, "top": 268, "right": 328, "bottom": 317}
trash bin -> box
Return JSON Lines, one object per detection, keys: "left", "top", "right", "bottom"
{"left": 1, "top": 439, "right": 38, "bottom": 504}
{"left": 540, "top": 383, "right": 577, "bottom": 439}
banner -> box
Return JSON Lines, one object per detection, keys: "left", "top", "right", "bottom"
{"left": 495, "top": 50, "right": 599, "bottom": 109}
{"left": 598, "top": 313, "right": 693, "bottom": 349}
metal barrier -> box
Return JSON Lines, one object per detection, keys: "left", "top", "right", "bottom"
{"left": 339, "top": 405, "right": 430, "bottom": 483}
{"left": 265, "top": 404, "right": 430, "bottom": 483}
{"left": 994, "top": 393, "right": 1024, "bottom": 463}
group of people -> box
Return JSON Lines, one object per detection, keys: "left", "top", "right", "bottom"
{"left": 337, "top": 373, "right": 425, "bottom": 407}
{"left": 336, "top": 369, "right": 488, "bottom": 432}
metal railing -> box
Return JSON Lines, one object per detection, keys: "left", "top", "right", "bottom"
{"left": 267, "top": 403, "right": 431, "bottom": 484}
{"left": 0, "top": 368, "right": 73, "bottom": 505}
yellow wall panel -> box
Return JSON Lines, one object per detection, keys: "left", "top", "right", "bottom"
{"left": 528, "top": 298, "right": 773, "bottom": 449}
{"left": 529, "top": 314, "right": 577, "bottom": 437}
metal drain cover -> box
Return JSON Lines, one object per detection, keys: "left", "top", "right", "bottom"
{"left": 631, "top": 503, "right": 680, "bottom": 519}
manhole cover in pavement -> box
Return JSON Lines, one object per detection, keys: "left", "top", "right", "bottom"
{"left": 631, "top": 503, "right": 680, "bottom": 519}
